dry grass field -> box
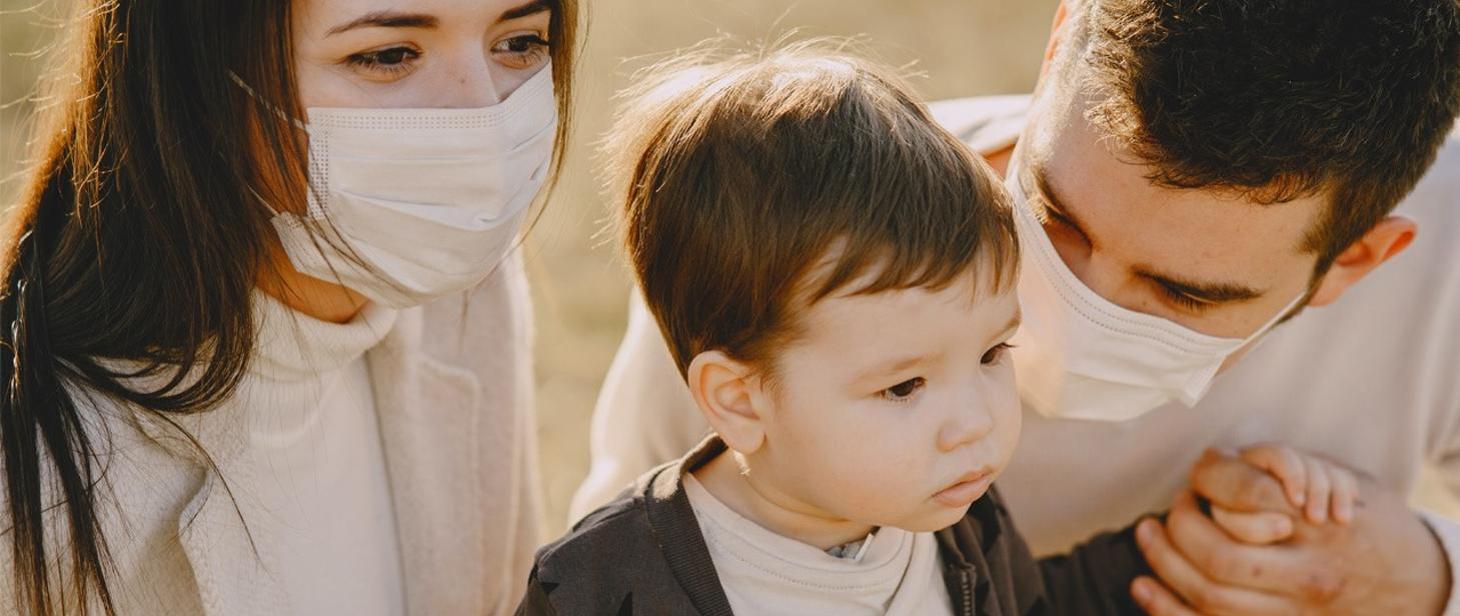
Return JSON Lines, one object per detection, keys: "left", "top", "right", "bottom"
{"left": 2, "top": 0, "right": 1453, "bottom": 539}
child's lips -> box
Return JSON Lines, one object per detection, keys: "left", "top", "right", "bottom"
{"left": 933, "top": 469, "right": 995, "bottom": 507}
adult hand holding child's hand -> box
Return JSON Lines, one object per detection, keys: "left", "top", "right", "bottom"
{"left": 1131, "top": 446, "right": 1450, "bottom": 615}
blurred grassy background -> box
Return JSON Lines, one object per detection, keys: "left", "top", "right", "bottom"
{"left": 3, "top": 0, "right": 1453, "bottom": 539}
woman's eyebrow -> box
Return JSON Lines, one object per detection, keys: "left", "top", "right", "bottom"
{"left": 327, "top": 11, "right": 438, "bottom": 37}
{"left": 499, "top": 0, "right": 553, "bottom": 22}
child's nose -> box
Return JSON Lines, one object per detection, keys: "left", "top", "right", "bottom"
{"left": 936, "top": 399, "right": 995, "bottom": 453}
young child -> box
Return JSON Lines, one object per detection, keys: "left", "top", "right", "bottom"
{"left": 518, "top": 44, "right": 1358, "bottom": 615}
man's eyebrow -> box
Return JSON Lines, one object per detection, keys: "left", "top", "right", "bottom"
{"left": 1132, "top": 266, "right": 1266, "bottom": 304}
{"left": 1023, "top": 161, "right": 1263, "bottom": 306}
{"left": 327, "top": 11, "right": 438, "bottom": 36}
{"left": 500, "top": 0, "right": 554, "bottom": 22}
{"left": 1024, "top": 162, "right": 1096, "bottom": 244}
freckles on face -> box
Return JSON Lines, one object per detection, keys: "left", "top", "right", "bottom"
{"left": 758, "top": 277, "right": 1022, "bottom": 531}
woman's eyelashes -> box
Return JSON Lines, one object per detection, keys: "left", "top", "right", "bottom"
{"left": 342, "top": 32, "right": 549, "bottom": 81}
{"left": 491, "top": 32, "right": 551, "bottom": 69}
{"left": 344, "top": 44, "right": 422, "bottom": 80}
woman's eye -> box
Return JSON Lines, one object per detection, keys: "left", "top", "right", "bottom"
{"left": 981, "top": 343, "right": 1015, "bottom": 366}
{"left": 345, "top": 45, "right": 421, "bottom": 79}
{"left": 491, "top": 33, "right": 550, "bottom": 70}
{"left": 881, "top": 377, "right": 926, "bottom": 402}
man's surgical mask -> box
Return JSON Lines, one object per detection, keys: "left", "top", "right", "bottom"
{"left": 1005, "top": 160, "right": 1305, "bottom": 422}
{"left": 252, "top": 65, "right": 557, "bottom": 309}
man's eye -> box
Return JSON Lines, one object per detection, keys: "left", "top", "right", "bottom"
{"left": 981, "top": 343, "right": 1015, "bottom": 366}
{"left": 1155, "top": 282, "right": 1217, "bottom": 312}
{"left": 881, "top": 377, "right": 926, "bottom": 402}
{"left": 1043, "top": 209, "right": 1083, "bottom": 236}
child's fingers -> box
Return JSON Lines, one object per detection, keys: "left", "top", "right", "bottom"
{"left": 1238, "top": 443, "right": 1307, "bottom": 508}
{"left": 1329, "top": 466, "right": 1360, "bottom": 524}
{"left": 1131, "top": 576, "right": 1201, "bottom": 616}
{"left": 1210, "top": 506, "right": 1295, "bottom": 544}
{"left": 1303, "top": 456, "right": 1331, "bottom": 524}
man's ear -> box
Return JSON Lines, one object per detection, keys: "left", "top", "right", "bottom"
{"left": 1039, "top": 2, "right": 1071, "bottom": 80}
{"left": 1308, "top": 216, "right": 1417, "bottom": 307}
{"left": 687, "top": 351, "right": 768, "bottom": 455}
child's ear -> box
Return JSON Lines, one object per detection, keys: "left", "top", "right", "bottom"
{"left": 687, "top": 351, "right": 767, "bottom": 455}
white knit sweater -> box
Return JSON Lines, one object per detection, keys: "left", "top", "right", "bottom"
{"left": 1, "top": 251, "right": 541, "bottom": 616}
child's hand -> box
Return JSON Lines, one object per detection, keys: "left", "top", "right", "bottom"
{"left": 1234, "top": 443, "right": 1361, "bottom": 525}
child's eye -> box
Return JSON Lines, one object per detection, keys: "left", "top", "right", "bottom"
{"left": 491, "top": 33, "right": 551, "bottom": 70}
{"left": 880, "top": 377, "right": 926, "bottom": 402}
{"left": 344, "top": 45, "right": 422, "bottom": 80}
{"left": 981, "top": 343, "right": 1015, "bottom": 366}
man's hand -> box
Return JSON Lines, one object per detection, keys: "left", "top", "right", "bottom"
{"left": 1130, "top": 448, "right": 1452, "bottom": 615}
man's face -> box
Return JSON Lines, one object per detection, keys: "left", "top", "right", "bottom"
{"left": 1017, "top": 89, "right": 1325, "bottom": 340}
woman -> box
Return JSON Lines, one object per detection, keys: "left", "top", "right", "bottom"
{"left": 0, "top": 0, "right": 577, "bottom": 614}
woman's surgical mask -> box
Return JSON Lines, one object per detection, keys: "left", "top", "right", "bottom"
{"left": 1005, "top": 161, "right": 1305, "bottom": 422}
{"left": 246, "top": 65, "right": 557, "bottom": 309}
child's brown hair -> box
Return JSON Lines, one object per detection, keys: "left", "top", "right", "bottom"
{"left": 604, "top": 41, "right": 1019, "bottom": 379}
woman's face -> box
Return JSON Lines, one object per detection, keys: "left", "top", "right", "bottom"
{"left": 292, "top": 0, "right": 554, "bottom": 110}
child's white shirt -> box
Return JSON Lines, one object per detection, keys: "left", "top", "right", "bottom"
{"left": 683, "top": 474, "right": 955, "bottom": 616}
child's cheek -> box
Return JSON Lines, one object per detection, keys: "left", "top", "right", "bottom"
{"left": 856, "top": 423, "right": 938, "bottom": 505}
{"left": 989, "top": 370, "right": 1024, "bottom": 470}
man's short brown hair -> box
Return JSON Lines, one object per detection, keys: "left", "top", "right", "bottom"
{"left": 1072, "top": 0, "right": 1460, "bottom": 270}
{"left": 604, "top": 42, "right": 1018, "bottom": 377}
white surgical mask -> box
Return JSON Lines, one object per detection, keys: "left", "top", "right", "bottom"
{"left": 1005, "top": 161, "right": 1305, "bottom": 421}
{"left": 268, "top": 65, "right": 557, "bottom": 309}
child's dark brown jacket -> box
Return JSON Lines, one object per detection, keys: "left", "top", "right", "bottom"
{"left": 518, "top": 437, "right": 1150, "bottom": 615}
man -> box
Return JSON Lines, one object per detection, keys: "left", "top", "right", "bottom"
{"left": 572, "top": 1, "right": 1460, "bottom": 613}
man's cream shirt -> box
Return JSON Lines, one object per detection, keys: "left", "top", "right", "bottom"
{"left": 572, "top": 96, "right": 1460, "bottom": 614}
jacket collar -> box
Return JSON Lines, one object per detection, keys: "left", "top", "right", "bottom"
{"left": 640, "top": 435, "right": 1005, "bottom": 616}
{"left": 641, "top": 436, "right": 737, "bottom": 616}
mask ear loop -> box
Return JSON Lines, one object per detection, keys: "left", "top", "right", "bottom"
{"left": 229, "top": 69, "right": 315, "bottom": 213}
{"left": 228, "top": 71, "right": 372, "bottom": 299}
{"left": 243, "top": 185, "right": 285, "bottom": 217}
{"left": 1218, "top": 282, "right": 1314, "bottom": 366}
{"left": 228, "top": 71, "right": 308, "bottom": 130}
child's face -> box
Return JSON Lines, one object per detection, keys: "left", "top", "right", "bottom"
{"left": 747, "top": 273, "right": 1022, "bottom": 533}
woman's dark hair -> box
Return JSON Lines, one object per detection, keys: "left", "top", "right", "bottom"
{"left": 0, "top": 1, "right": 578, "bottom": 613}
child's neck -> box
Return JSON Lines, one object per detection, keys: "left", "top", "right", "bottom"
{"left": 692, "top": 449, "right": 875, "bottom": 551}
